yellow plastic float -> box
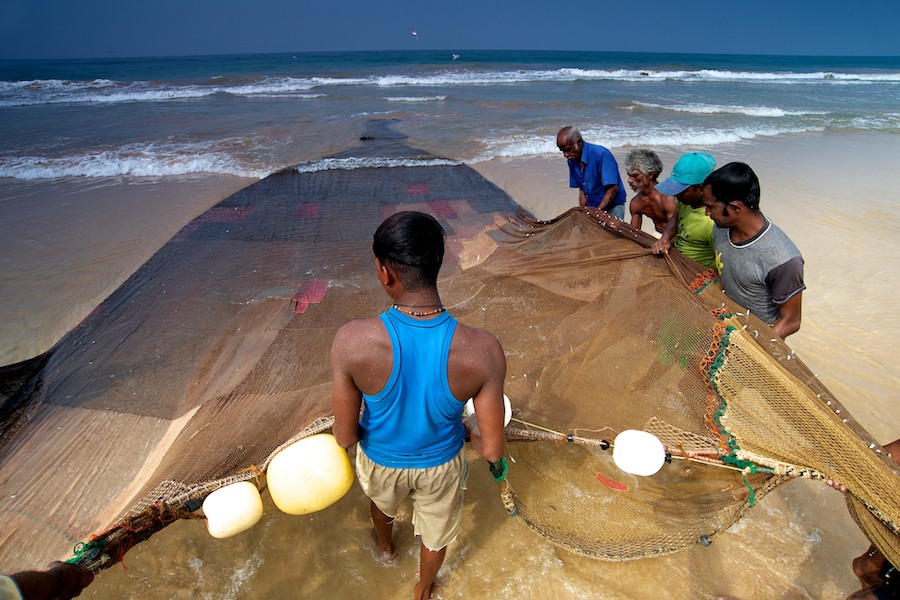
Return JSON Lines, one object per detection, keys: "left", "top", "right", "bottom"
{"left": 202, "top": 481, "right": 264, "bottom": 539}
{"left": 266, "top": 433, "right": 354, "bottom": 515}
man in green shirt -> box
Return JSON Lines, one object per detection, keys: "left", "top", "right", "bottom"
{"left": 651, "top": 152, "right": 718, "bottom": 271}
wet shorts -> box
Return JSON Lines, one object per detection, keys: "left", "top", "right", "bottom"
{"left": 355, "top": 445, "right": 468, "bottom": 551}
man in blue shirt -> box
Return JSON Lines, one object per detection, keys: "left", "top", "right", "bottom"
{"left": 556, "top": 126, "right": 626, "bottom": 220}
{"left": 331, "top": 211, "right": 507, "bottom": 600}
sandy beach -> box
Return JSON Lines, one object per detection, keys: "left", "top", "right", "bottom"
{"left": 18, "top": 127, "right": 885, "bottom": 599}
{"left": 0, "top": 175, "right": 256, "bottom": 366}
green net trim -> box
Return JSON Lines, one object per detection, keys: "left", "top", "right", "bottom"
{"left": 701, "top": 310, "right": 760, "bottom": 505}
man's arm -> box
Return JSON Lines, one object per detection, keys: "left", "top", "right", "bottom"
{"left": 330, "top": 324, "right": 364, "bottom": 449}
{"left": 767, "top": 256, "right": 805, "bottom": 339}
{"left": 597, "top": 184, "right": 619, "bottom": 212}
{"left": 7, "top": 562, "right": 93, "bottom": 600}
{"left": 661, "top": 194, "right": 677, "bottom": 225}
{"left": 652, "top": 210, "right": 678, "bottom": 254}
{"left": 630, "top": 210, "right": 642, "bottom": 230}
{"left": 467, "top": 332, "right": 507, "bottom": 464}
{"left": 772, "top": 292, "right": 802, "bottom": 339}
{"left": 578, "top": 188, "right": 587, "bottom": 208}
{"left": 629, "top": 195, "right": 644, "bottom": 230}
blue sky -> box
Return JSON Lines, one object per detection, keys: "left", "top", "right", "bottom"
{"left": 1, "top": 0, "right": 898, "bottom": 59}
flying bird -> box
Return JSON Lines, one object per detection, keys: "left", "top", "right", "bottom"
{"left": 411, "top": 28, "right": 419, "bottom": 40}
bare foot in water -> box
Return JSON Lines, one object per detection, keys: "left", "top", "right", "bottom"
{"left": 414, "top": 580, "right": 437, "bottom": 600}
{"left": 370, "top": 529, "right": 399, "bottom": 566}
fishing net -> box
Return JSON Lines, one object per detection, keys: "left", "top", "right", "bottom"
{"left": 1, "top": 120, "right": 897, "bottom": 574}
{"left": 486, "top": 210, "right": 900, "bottom": 561}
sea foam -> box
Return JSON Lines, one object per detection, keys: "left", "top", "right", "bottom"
{"left": 470, "top": 124, "right": 822, "bottom": 162}
{"left": 631, "top": 102, "right": 828, "bottom": 118}
{"left": 295, "top": 157, "right": 462, "bottom": 173}
{"left": 0, "top": 142, "right": 269, "bottom": 180}
{"left": 3, "top": 66, "right": 896, "bottom": 108}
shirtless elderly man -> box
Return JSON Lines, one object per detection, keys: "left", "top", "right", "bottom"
{"left": 625, "top": 149, "right": 676, "bottom": 234}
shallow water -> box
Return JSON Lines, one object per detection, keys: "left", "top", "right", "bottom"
{"left": 79, "top": 447, "right": 864, "bottom": 600}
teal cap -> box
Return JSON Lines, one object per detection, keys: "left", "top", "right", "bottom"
{"left": 657, "top": 153, "right": 716, "bottom": 196}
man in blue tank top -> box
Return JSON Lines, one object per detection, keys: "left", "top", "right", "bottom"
{"left": 331, "top": 211, "right": 507, "bottom": 600}
{"left": 701, "top": 162, "right": 805, "bottom": 339}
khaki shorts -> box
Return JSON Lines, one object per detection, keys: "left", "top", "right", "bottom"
{"left": 355, "top": 446, "right": 469, "bottom": 551}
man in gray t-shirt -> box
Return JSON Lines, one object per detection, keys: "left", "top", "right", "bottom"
{"left": 701, "top": 162, "right": 804, "bottom": 339}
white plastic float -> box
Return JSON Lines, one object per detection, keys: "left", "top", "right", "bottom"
{"left": 612, "top": 429, "right": 667, "bottom": 477}
{"left": 202, "top": 481, "right": 264, "bottom": 539}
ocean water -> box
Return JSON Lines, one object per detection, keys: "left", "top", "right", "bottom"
{"left": 1, "top": 50, "right": 898, "bottom": 180}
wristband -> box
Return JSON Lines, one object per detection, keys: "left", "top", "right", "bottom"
{"left": 488, "top": 457, "right": 508, "bottom": 482}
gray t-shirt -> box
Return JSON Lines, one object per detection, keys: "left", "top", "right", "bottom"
{"left": 712, "top": 219, "right": 805, "bottom": 324}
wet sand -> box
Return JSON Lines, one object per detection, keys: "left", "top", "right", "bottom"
{"left": 0, "top": 175, "right": 255, "bottom": 366}
{"left": 4, "top": 129, "right": 897, "bottom": 598}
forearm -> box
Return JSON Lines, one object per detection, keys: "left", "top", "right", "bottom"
{"left": 658, "top": 214, "right": 677, "bottom": 245}
{"left": 9, "top": 562, "right": 94, "bottom": 600}
{"left": 473, "top": 433, "right": 504, "bottom": 464}
{"left": 652, "top": 214, "right": 678, "bottom": 253}
{"left": 597, "top": 185, "right": 618, "bottom": 211}
{"left": 771, "top": 293, "right": 802, "bottom": 339}
{"left": 332, "top": 419, "right": 359, "bottom": 449}
{"left": 771, "top": 315, "right": 800, "bottom": 339}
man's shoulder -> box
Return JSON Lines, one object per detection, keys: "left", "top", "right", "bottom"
{"left": 452, "top": 321, "right": 504, "bottom": 356}
{"left": 648, "top": 190, "right": 675, "bottom": 208}
{"left": 333, "top": 316, "right": 386, "bottom": 347}
{"left": 454, "top": 321, "right": 501, "bottom": 343}
{"left": 449, "top": 321, "right": 505, "bottom": 381}
{"left": 583, "top": 141, "right": 612, "bottom": 157}
{"left": 629, "top": 192, "right": 649, "bottom": 208}
{"left": 746, "top": 219, "right": 803, "bottom": 261}
{"left": 339, "top": 315, "right": 383, "bottom": 331}
{"left": 764, "top": 220, "right": 802, "bottom": 250}
{"left": 332, "top": 316, "right": 390, "bottom": 373}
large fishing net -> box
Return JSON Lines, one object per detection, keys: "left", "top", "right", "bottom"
{"left": 1, "top": 120, "right": 897, "bottom": 574}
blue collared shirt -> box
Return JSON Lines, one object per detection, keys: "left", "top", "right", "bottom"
{"left": 567, "top": 142, "right": 626, "bottom": 208}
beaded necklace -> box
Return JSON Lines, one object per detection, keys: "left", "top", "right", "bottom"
{"left": 391, "top": 304, "right": 446, "bottom": 317}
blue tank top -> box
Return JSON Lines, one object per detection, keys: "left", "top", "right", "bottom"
{"left": 358, "top": 308, "right": 466, "bottom": 468}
